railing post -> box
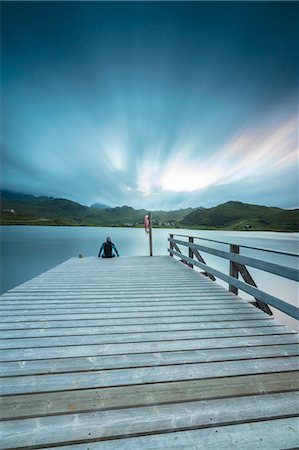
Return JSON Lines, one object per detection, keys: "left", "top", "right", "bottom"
{"left": 170, "top": 234, "right": 174, "bottom": 257}
{"left": 148, "top": 212, "right": 153, "bottom": 256}
{"left": 229, "top": 244, "right": 239, "bottom": 295}
{"left": 189, "top": 237, "right": 194, "bottom": 268}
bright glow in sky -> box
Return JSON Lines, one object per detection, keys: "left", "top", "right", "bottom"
{"left": 1, "top": 1, "right": 298, "bottom": 209}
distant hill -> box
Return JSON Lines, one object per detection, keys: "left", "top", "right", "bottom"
{"left": 182, "top": 201, "right": 299, "bottom": 231}
{"left": 152, "top": 208, "right": 196, "bottom": 224}
{"left": 0, "top": 190, "right": 196, "bottom": 227}
{"left": 0, "top": 190, "right": 53, "bottom": 203}
{"left": 0, "top": 190, "right": 89, "bottom": 224}
{"left": 90, "top": 203, "right": 111, "bottom": 209}
{"left": 1, "top": 191, "right": 297, "bottom": 230}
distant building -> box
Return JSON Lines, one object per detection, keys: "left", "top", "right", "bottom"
{"left": 2, "top": 209, "right": 16, "bottom": 214}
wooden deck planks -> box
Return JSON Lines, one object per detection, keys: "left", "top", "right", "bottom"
{"left": 1, "top": 393, "right": 299, "bottom": 449}
{"left": 0, "top": 318, "right": 284, "bottom": 339}
{"left": 36, "top": 417, "right": 299, "bottom": 450}
{"left": 1, "top": 334, "right": 298, "bottom": 362}
{"left": 1, "top": 356, "right": 299, "bottom": 396}
{"left": 1, "top": 344, "right": 298, "bottom": 377}
{"left": 0, "top": 255, "right": 298, "bottom": 449}
{"left": 0, "top": 312, "right": 273, "bottom": 330}
{"left": 1, "top": 372, "right": 299, "bottom": 421}
{"left": 0, "top": 326, "right": 292, "bottom": 350}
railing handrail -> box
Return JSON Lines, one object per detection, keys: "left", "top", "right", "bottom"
{"left": 169, "top": 247, "right": 299, "bottom": 320}
{"left": 168, "top": 233, "right": 299, "bottom": 321}
{"left": 170, "top": 233, "right": 299, "bottom": 258}
{"left": 169, "top": 238, "right": 299, "bottom": 282}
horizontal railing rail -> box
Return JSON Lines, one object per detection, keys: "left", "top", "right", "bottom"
{"left": 168, "top": 234, "right": 299, "bottom": 320}
{"left": 171, "top": 238, "right": 299, "bottom": 282}
{"left": 170, "top": 234, "right": 299, "bottom": 258}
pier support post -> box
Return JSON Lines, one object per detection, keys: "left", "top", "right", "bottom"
{"left": 229, "top": 244, "right": 239, "bottom": 295}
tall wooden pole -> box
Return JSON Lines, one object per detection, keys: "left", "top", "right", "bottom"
{"left": 148, "top": 211, "right": 153, "bottom": 256}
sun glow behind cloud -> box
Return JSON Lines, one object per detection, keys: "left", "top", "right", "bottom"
{"left": 160, "top": 162, "right": 220, "bottom": 192}
{"left": 131, "top": 114, "right": 298, "bottom": 202}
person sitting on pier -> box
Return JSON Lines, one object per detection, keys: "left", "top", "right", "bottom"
{"left": 98, "top": 236, "right": 119, "bottom": 258}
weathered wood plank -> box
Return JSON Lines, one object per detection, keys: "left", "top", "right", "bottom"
{"left": 2, "top": 297, "right": 236, "bottom": 305}
{"left": 1, "top": 344, "right": 298, "bottom": 377}
{"left": 0, "top": 312, "right": 272, "bottom": 330}
{"left": 3, "top": 278, "right": 219, "bottom": 286}
{"left": 0, "top": 319, "right": 280, "bottom": 339}
{"left": 1, "top": 334, "right": 298, "bottom": 362}
{"left": 36, "top": 417, "right": 299, "bottom": 450}
{"left": 0, "top": 300, "right": 252, "bottom": 313}
{"left": 0, "top": 298, "right": 249, "bottom": 309}
{"left": 4, "top": 281, "right": 220, "bottom": 288}
{"left": 1, "top": 357, "right": 298, "bottom": 395}
{"left": 0, "top": 326, "right": 292, "bottom": 350}
{"left": 0, "top": 303, "right": 257, "bottom": 318}
{"left": 0, "top": 307, "right": 263, "bottom": 323}
{"left": 1, "top": 372, "right": 298, "bottom": 420}
{"left": 4, "top": 277, "right": 217, "bottom": 283}
{"left": 1, "top": 393, "right": 298, "bottom": 449}
{"left": 4, "top": 281, "right": 226, "bottom": 289}
{"left": 3, "top": 289, "right": 237, "bottom": 297}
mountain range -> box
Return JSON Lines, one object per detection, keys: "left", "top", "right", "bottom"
{"left": 0, "top": 190, "right": 298, "bottom": 231}
{"left": 0, "top": 190, "right": 194, "bottom": 227}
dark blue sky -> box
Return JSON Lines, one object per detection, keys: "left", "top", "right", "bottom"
{"left": 1, "top": 1, "right": 298, "bottom": 209}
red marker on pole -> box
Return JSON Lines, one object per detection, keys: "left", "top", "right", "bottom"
{"left": 144, "top": 213, "right": 153, "bottom": 256}
{"left": 144, "top": 214, "right": 150, "bottom": 232}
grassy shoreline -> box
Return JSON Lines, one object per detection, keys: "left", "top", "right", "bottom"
{"left": 1, "top": 220, "right": 298, "bottom": 232}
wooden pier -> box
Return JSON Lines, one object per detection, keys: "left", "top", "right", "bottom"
{"left": 0, "top": 254, "right": 299, "bottom": 449}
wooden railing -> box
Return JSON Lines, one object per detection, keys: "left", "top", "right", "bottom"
{"left": 168, "top": 233, "right": 299, "bottom": 320}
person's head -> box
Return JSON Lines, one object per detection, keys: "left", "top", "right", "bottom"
{"left": 106, "top": 236, "right": 111, "bottom": 242}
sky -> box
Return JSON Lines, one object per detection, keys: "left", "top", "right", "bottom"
{"left": 1, "top": 1, "right": 298, "bottom": 210}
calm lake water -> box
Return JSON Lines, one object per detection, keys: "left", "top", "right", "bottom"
{"left": 1, "top": 226, "right": 298, "bottom": 331}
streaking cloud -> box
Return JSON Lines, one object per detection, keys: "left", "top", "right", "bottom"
{"left": 1, "top": 1, "right": 297, "bottom": 209}
{"left": 137, "top": 113, "right": 297, "bottom": 199}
